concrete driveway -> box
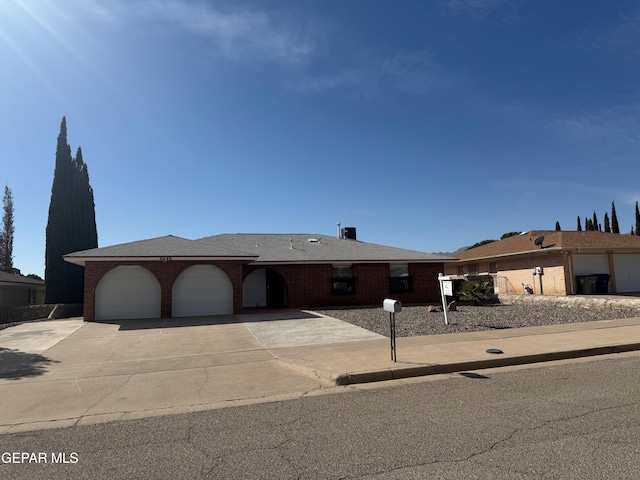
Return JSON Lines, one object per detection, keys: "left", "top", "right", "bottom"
{"left": 0, "top": 311, "right": 382, "bottom": 433}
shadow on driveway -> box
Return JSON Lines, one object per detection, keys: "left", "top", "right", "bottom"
{"left": 0, "top": 347, "right": 59, "bottom": 380}
{"left": 96, "top": 311, "right": 323, "bottom": 331}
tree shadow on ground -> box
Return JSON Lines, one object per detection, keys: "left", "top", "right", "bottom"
{"left": 0, "top": 348, "right": 59, "bottom": 380}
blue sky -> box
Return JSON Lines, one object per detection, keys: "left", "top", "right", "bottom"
{"left": 3, "top": 0, "right": 640, "bottom": 278}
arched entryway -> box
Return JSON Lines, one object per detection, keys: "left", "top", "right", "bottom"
{"left": 243, "top": 268, "right": 288, "bottom": 308}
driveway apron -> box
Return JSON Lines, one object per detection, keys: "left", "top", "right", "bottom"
{"left": 0, "top": 311, "right": 376, "bottom": 433}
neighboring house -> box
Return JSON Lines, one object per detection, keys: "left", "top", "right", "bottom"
{"left": 64, "top": 232, "right": 454, "bottom": 321}
{"left": 0, "top": 271, "right": 45, "bottom": 309}
{"left": 445, "top": 230, "right": 640, "bottom": 296}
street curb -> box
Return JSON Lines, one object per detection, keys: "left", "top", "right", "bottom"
{"left": 333, "top": 342, "right": 640, "bottom": 385}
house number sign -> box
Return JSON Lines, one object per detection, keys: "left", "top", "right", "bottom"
{"left": 160, "top": 256, "right": 172, "bottom": 262}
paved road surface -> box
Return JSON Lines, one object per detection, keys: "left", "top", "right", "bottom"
{"left": 1, "top": 353, "right": 640, "bottom": 479}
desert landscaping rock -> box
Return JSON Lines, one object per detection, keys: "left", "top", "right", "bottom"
{"left": 314, "top": 303, "right": 640, "bottom": 337}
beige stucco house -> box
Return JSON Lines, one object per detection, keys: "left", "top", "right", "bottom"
{"left": 0, "top": 271, "right": 45, "bottom": 309}
{"left": 445, "top": 230, "right": 640, "bottom": 296}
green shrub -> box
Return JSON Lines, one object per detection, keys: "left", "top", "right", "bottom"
{"left": 457, "top": 280, "right": 494, "bottom": 305}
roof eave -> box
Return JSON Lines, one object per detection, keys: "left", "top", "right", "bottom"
{"left": 63, "top": 255, "right": 259, "bottom": 266}
{"left": 457, "top": 247, "right": 562, "bottom": 262}
{"left": 250, "top": 258, "right": 455, "bottom": 265}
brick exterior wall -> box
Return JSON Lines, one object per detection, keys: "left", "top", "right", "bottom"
{"left": 84, "top": 260, "right": 445, "bottom": 321}
{"left": 245, "top": 262, "right": 443, "bottom": 309}
{"left": 83, "top": 260, "right": 246, "bottom": 322}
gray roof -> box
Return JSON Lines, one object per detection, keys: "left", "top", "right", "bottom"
{"left": 64, "top": 235, "right": 258, "bottom": 266}
{"left": 0, "top": 271, "right": 44, "bottom": 286}
{"left": 64, "top": 233, "right": 454, "bottom": 266}
{"left": 198, "top": 234, "right": 454, "bottom": 263}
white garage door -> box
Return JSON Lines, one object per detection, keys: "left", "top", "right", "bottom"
{"left": 172, "top": 265, "right": 233, "bottom": 317}
{"left": 96, "top": 266, "right": 161, "bottom": 320}
{"left": 613, "top": 254, "right": 640, "bottom": 293}
{"left": 573, "top": 254, "right": 609, "bottom": 276}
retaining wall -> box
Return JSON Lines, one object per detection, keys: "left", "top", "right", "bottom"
{"left": 498, "top": 294, "right": 640, "bottom": 309}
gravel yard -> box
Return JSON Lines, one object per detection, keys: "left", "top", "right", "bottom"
{"left": 313, "top": 303, "right": 640, "bottom": 337}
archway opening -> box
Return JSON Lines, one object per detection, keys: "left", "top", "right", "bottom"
{"left": 243, "top": 268, "right": 288, "bottom": 308}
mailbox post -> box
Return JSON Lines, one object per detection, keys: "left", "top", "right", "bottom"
{"left": 383, "top": 298, "right": 401, "bottom": 362}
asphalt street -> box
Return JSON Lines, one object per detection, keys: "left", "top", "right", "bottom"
{"left": 1, "top": 352, "right": 640, "bottom": 479}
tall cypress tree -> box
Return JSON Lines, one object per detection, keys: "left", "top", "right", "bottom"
{"left": 555, "top": 221, "right": 561, "bottom": 231}
{"left": 604, "top": 212, "right": 611, "bottom": 233}
{"left": 1, "top": 186, "right": 14, "bottom": 271}
{"left": 45, "top": 117, "right": 98, "bottom": 303}
{"left": 611, "top": 201, "right": 620, "bottom": 234}
{"left": 577, "top": 216, "right": 582, "bottom": 231}
{"left": 592, "top": 211, "right": 599, "bottom": 231}
{"left": 636, "top": 201, "right": 640, "bottom": 236}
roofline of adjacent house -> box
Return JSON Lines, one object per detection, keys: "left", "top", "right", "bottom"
{"left": 63, "top": 255, "right": 259, "bottom": 266}
{"left": 457, "top": 247, "right": 563, "bottom": 262}
{"left": 458, "top": 243, "right": 640, "bottom": 262}
{"left": 0, "top": 280, "right": 44, "bottom": 287}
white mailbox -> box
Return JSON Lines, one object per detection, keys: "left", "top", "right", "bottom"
{"left": 383, "top": 298, "right": 402, "bottom": 313}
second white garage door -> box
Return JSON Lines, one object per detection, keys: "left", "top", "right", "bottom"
{"left": 172, "top": 265, "right": 233, "bottom": 317}
{"left": 613, "top": 254, "right": 640, "bottom": 293}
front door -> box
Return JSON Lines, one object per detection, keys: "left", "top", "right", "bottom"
{"left": 266, "top": 269, "right": 287, "bottom": 307}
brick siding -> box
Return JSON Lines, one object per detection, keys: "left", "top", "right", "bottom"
{"left": 84, "top": 260, "right": 445, "bottom": 321}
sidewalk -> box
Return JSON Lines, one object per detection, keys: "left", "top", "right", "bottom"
{"left": 272, "top": 316, "right": 640, "bottom": 385}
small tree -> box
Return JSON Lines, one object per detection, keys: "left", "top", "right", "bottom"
{"left": 466, "top": 239, "right": 496, "bottom": 250}
{"left": 1, "top": 186, "right": 14, "bottom": 272}
{"left": 611, "top": 201, "right": 620, "bottom": 233}
{"left": 636, "top": 201, "right": 640, "bottom": 236}
{"left": 500, "top": 232, "right": 521, "bottom": 240}
{"left": 604, "top": 213, "right": 610, "bottom": 233}
{"left": 555, "top": 221, "right": 561, "bottom": 231}
{"left": 577, "top": 216, "right": 582, "bottom": 231}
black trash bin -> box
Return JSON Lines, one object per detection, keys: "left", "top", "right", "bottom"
{"left": 595, "top": 274, "right": 611, "bottom": 294}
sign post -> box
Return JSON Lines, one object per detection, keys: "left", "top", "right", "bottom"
{"left": 383, "top": 299, "right": 402, "bottom": 362}
{"left": 438, "top": 273, "right": 452, "bottom": 325}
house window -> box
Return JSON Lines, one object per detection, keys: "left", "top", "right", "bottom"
{"left": 332, "top": 265, "right": 356, "bottom": 295}
{"left": 457, "top": 265, "right": 465, "bottom": 276}
{"left": 467, "top": 263, "right": 479, "bottom": 276}
{"left": 28, "top": 289, "right": 36, "bottom": 305}
{"left": 489, "top": 262, "right": 497, "bottom": 273}
{"left": 389, "top": 264, "right": 413, "bottom": 293}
